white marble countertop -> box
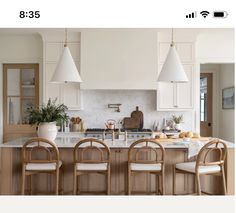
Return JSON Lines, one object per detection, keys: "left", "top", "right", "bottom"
{"left": 0, "top": 133, "right": 234, "bottom": 149}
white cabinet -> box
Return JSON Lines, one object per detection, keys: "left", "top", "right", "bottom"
{"left": 159, "top": 42, "right": 194, "bottom": 63}
{"left": 157, "top": 42, "right": 195, "bottom": 111}
{"left": 157, "top": 64, "right": 194, "bottom": 110}
{"left": 80, "top": 29, "right": 158, "bottom": 89}
{"left": 43, "top": 41, "right": 82, "bottom": 110}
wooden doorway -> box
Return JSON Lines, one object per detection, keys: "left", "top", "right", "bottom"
{"left": 200, "top": 73, "right": 213, "bottom": 137}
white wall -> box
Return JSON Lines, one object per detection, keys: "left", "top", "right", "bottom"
{"left": 219, "top": 64, "right": 235, "bottom": 142}
{"left": 196, "top": 29, "right": 234, "bottom": 63}
{"left": 0, "top": 33, "right": 43, "bottom": 143}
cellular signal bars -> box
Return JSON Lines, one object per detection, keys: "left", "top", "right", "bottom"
{"left": 186, "top": 12, "right": 197, "bottom": 18}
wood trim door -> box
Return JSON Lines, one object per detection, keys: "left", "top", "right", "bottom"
{"left": 200, "top": 73, "right": 213, "bottom": 137}
{"left": 3, "top": 64, "right": 39, "bottom": 142}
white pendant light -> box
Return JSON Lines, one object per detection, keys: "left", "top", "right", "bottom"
{"left": 157, "top": 29, "right": 188, "bottom": 83}
{"left": 50, "top": 29, "right": 82, "bottom": 83}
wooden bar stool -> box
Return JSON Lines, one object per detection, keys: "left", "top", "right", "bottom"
{"left": 128, "top": 139, "right": 166, "bottom": 195}
{"left": 173, "top": 139, "right": 227, "bottom": 195}
{"left": 21, "top": 137, "right": 62, "bottom": 195}
{"left": 73, "top": 138, "right": 111, "bottom": 195}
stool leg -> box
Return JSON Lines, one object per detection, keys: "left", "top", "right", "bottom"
{"left": 172, "top": 165, "right": 176, "bottom": 195}
{"left": 21, "top": 167, "right": 25, "bottom": 195}
{"left": 156, "top": 174, "right": 159, "bottom": 195}
{"left": 29, "top": 175, "right": 33, "bottom": 195}
{"left": 128, "top": 168, "right": 131, "bottom": 195}
{"left": 55, "top": 169, "right": 59, "bottom": 195}
{"left": 73, "top": 166, "right": 77, "bottom": 195}
{"left": 196, "top": 173, "right": 201, "bottom": 195}
{"left": 221, "top": 166, "right": 227, "bottom": 195}
{"left": 107, "top": 169, "right": 111, "bottom": 195}
{"left": 77, "top": 175, "right": 80, "bottom": 195}
{"left": 60, "top": 168, "right": 64, "bottom": 195}
{"left": 161, "top": 170, "right": 165, "bottom": 195}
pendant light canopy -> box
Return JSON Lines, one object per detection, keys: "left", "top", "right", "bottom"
{"left": 50, "top": 29, "right": 82, "bottom": 83}
{"left": 157, "top": 29, "right": 188, "bottom": 83}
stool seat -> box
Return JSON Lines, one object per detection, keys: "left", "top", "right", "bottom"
{"left": 26, "top": 161, "right": 62, "bottom": 171}
{"left": 76, "top": 163, "right": 108, "bottom": 171}
{"left": 130, "top": 163, "right": 162, "bottom": 171}
{"left": 175, "top": 161, "right": 221, "bottom": 174}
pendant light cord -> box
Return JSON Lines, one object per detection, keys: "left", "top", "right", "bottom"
{"left": 64, "top": 28, "right": 68, "bottom": 47}
{"left": 171, "top": 28, "right": 174, "bottom": 47}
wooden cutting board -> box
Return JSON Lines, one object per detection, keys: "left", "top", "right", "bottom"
{"left": 131, "top": 106, "right": 143, "bottom": 129}
{"left": 123, "top": 117, "right": 140, "bottom": 129}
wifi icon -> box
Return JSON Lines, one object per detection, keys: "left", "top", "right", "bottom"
{"left": 200, "top": 11, "right": 210, "bottom": 18}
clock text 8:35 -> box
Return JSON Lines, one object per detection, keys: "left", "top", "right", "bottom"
{"left": 19, "top": 11, "right": 40, "bottom": 18}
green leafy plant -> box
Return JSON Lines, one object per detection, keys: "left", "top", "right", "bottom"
{"left": 172, "top": 114, "right": 183, "bottom": 124}
{"left": 27, "top": 98, "right": 69, "bottom": 125}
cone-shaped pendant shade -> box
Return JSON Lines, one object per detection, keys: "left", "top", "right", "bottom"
{"left": 157, "top": 44, "right": 188, "bottom": 83}
{"left": 50, "top": 46, "right": 82, "bottom": 83}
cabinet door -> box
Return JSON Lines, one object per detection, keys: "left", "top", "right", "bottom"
{"left": 159, "top": 42, "right": 194, "bottom": 63}
{"left": 44, "top": 63, "right": 61, "bottom": 103}
{"left": 45, "top": 42, "right": 62, "bottom": 62}
{"left": 60, "top": 83, "right": 82, "bottom": 110}
{"left": 176, "top": 65, "right": 194, "bottom": 109}
{"left": 157, "top": 64, "right": 194, "bottom": 110}
{"left": 111, "top": 149, "right": 128, "bottom": 195}
{"left": 176, "top": 43, "right": 194, "bottom": 63}
{"left": 157, "top": 82, "right": 175, "bottom": 110}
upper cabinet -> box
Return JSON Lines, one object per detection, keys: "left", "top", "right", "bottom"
{"left": 157, "top": 39, "right": 195, "bottom": 111}
{"left": 159, "top": 42, "right": 194, "bottom": 63}
{"left": 157, "top": 64, "right": 194, "bottom": 110}
{"left": 80, "top": 29, "right": 158, "bottom": 90}
{"left": 42, "top": 32, "right": 82, "bottom": 110}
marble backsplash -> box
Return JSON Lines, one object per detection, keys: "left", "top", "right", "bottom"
{"left": 68, "top": 90, "right": 194, "bottom": 131}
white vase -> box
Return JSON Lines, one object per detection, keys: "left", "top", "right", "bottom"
{"left": 175, "top": 123, "right": 181, "bottom": 130}
{"left": 37, "top": 122, "right": 58, "bottom": 141}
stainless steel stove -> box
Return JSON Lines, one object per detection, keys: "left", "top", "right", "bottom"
{"left": 85, "top": 128, "right": 153, "bottom": 141}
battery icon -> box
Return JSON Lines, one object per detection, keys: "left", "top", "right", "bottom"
{"left": 213, "top": 11, "right": 228, "bottom": 18}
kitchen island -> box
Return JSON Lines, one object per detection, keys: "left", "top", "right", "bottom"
{"left": 0, "top": 134, "right": 234, "bottom": 195}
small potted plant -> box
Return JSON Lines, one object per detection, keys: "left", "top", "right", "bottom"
{"left": 172, "top": 114, "right": 183, "bottom": 130}
{"left": 27, "top": 98, "right": 69, "bottom": 141}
